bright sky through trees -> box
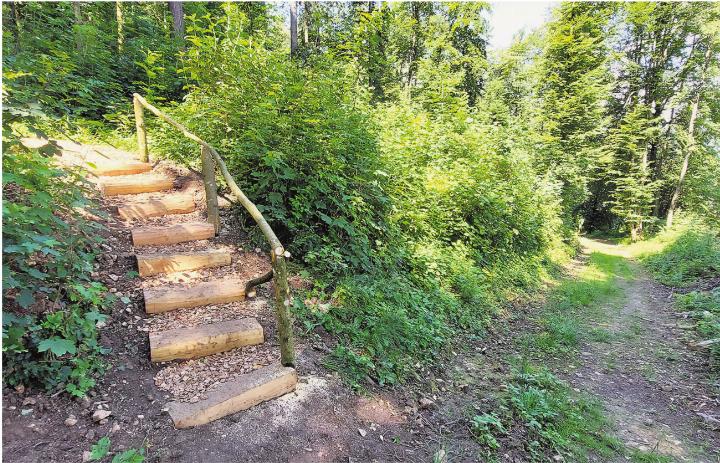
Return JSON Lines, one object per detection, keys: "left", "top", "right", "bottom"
{"left": 486, "top": 1, "right": 557, "bottom": 50}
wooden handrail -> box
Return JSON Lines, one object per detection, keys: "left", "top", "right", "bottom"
{"left": 132, "top": 93, "right": 295, "bottom": 366}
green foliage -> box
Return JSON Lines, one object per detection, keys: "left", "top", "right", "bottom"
{"left": 643, "top": 228, "right": 720, "bottom": 287}
{"left": 87, "top": 437, "right": 146, "bottom": 463}
{"left": 90, "top": 437, "right": 111, "bottom": 461}
{"left": 472, "top": 364, "right": 620, "bottom": 461}
{"left": 150, "top": 32, "right": 390, "bottom": 276}
{"left": 112, "top": 449, "right": 145, "bottom": 463}
{"left": 532, "top": 2, "right": 613, "bottom": 231}
{"left": 603, "top": 104, "right": 660, "bottom": 240}
{"left": 1, "top": 2, "right": 220, "bottom": 120}
{"left": 2, "top": 84, "right": 110, "bottom": 395}
{"left": 628, "top": 449, "right": 673, "bottom": 463}
{"left": 312, "top": 272, "right": 456, "bottom": 387}
{"left": 471, "top": 413, "right": 506, "bottom": 449}
{"left": 675, "top": 289, "right": 720, "bottom": 368}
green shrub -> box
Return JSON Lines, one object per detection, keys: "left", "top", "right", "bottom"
{"left": 643, "top": 229, "right": 720, "bottom": 287}
{"left": 2, "top": 137, "right": 110, "bottom": 396}
{"left": 675, "top": 289, "right": 720, "bottom": 369}
{"left": 148, "top": 39, "right": 391, "bottom": 276}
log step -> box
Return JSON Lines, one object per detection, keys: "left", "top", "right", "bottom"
{"left": 167, "top": 364, "right": 297, "bottom": 428}
{"left": 144, "top": 277, "right": 246, "bottom": 313}
{"left": 119, "top": 195, "right": 196, "bottom": 221}
{"left": 100, "top": 175, "right": 174, "bottom": 196}
{"left": 91, "top": 161, "right": 152, "bottom": 177}
{"left": 150, "top": 318, "right": 263, "bottom": 362}
{"left": 137, "top": 250, "right": 231, "bottom": 277}
{"left": 132, "top": 222, "right": 215, "bottom": 247}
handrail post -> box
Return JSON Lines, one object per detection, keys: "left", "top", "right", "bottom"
{"left": 133, "top": 94, "right": 148, "bottom": 162}
{"left": 200, "top": 144, "right": 220, "bottom": 233}
{"left": 272, "top": 248, "right": 295, "bottom": 367}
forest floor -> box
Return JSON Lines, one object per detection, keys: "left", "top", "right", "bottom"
{"left": 2, "top": 143, "right": 719, "bottom": 462}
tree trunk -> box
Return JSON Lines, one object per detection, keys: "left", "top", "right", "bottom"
{"left": 116, "top": 1, "right": 124, "bottom": 54}
{"left": 302, "top": 1, "right": 310, "bottom": 45}
{"left": 666, "top": 93, "right": 700, "bottom": 228}
{"left": 630, "top": 223, "right": 640, "bottom": 242}
{"left": 407, "top": 2, "right": 421, "bottom": 86}
{"left": 72, "top": 2, "right": 83, "bottom": 23}
{"left": 289, "top": 1, "right": 298, "bottom": 56}
{"left": 72, "top": 2, "right": 84, "bottom": 52}
{"left": 168, "top": 2, "right": 185, "bottom": 41}
{"left": 666, "top": 46, "right": 711, "bottom": 228}
{"left": 10, "top": 2, "right": 22, "bottom": 52}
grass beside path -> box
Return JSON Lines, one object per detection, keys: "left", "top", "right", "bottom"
{"left": 469, "top": 238, "right": 689, "bottom": 462}
{"left": 468, "top": 240, "right": 641, "bottom": 461}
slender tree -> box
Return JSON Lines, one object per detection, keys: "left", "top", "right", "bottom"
{"left": 666, "top": 45, "right": 713, "bottom": 227}
{"left": 168, "top": 1, "right": 185, "bottom": 41}
{"left": 116, "top": 1, "right": 124, "bottom": 54}
{"left": 289, "top": 0, "right": 298, "bottom": 56}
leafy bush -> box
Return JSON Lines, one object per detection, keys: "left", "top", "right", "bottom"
{"left": 643, "top": 228, "right": 720, "bottom": 287}
{"left": 2, "top": 114, "right": 110, "bottom": 395}
{"left": 675, "top": 289, "right": 720, "bottom": 369}
{"left": 147, "top": 35, "right": 391, "bottom": 276}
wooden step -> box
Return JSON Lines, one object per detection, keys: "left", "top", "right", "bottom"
{"left": 167, "top": 365, "right": 297, "bottom": 428}
{"left": 136, "top": 250, "right": 231, "bottom": 277}
{"left": 91, "top": 161, "right": 152, "bottom": 177}
{"left": 144, "top": 277, "right": 246, "bottom": 313}
{"left": 131, "top": 222, "right": 215, "bottom": 247}
{"left": 150, "top": 318, "right": 263, "bottom": 362}
{"left": 100, "top": 175, "right": 174, "bottom": 196}
{"left": 118, "top": 195, "right": 196, "bottom": 221}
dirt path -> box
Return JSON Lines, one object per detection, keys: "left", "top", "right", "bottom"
{"left": 1, "top": 140, "right": 429, "bottom": 463}
{"left": 570, "top": 239, "right": 720, "bottom": 462}
{"left": 3, "top": 146, "right": 718, "bottom": 463}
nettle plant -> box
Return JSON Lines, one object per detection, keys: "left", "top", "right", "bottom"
{"left": 2, "top": 130, "right": 112, "bottom": 396}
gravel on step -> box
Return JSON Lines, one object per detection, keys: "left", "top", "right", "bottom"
{"left": 154, "top": 343, "right": 281, "bottom": 402}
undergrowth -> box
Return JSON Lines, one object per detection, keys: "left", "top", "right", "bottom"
{"left": 471, "top": 363, "right": 621, "bottom": 462}
{"left": 675, "top": 289, "right": 720, "bottom": 369}
{"left": 638, "top": 219, "right": 720, "bottom": 369}
{"left": 643, "top": 227, "right": 720, "bottom": 287}
{"left": 2, "top": 92, "right": 111, "bottom": 397}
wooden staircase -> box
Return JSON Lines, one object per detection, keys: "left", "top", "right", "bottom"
{"left": 96, "top": 157, "right": 297, "bottom": 429}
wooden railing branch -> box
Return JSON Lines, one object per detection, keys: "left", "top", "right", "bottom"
{"left": 131, "top": 93, "right": 295, "bottom": 367}
{"left": 133, "top": 94, "right": 204, "bottom": 145}
{"left": 207, "top": 146, "right": 284, "bottom": 255}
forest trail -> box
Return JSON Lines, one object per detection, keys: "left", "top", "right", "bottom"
{"left": 4, "top": 141, "right": 718, "bottom": 462}
{"left": 570, "top": 239, "right": 720, "bottom": 462}
{"left": 89, "top": 140, "right": 298, "bottom": 428}
{"left": 2, "top": 139, "right": 423, "bottom": 463}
